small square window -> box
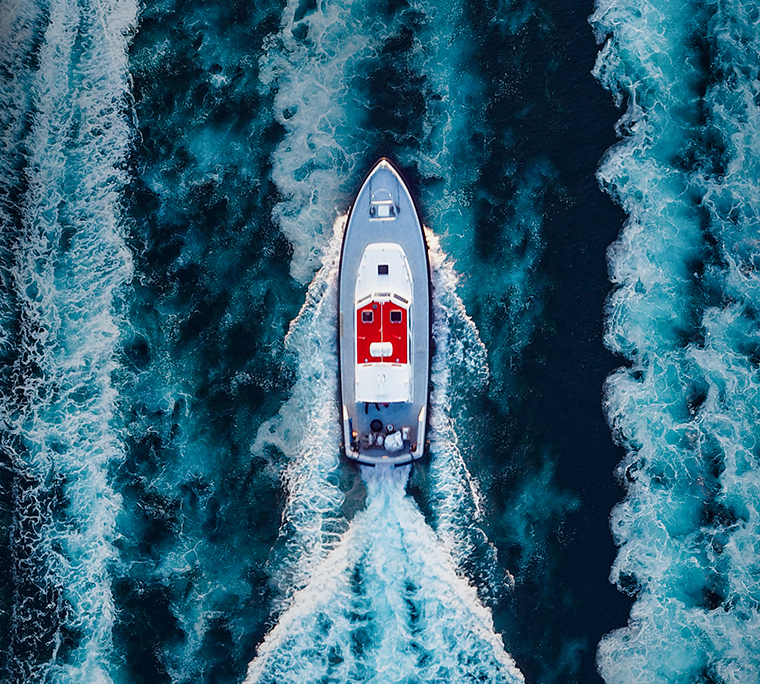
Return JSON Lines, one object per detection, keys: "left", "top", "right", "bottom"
{"left": 378, "top": 264, "right": 389, "bottom": 275}
{"left": 390, "top": 310, "right": 402, "bottom": 323}
{"left": 362, "top": 310, "right": 373, "bottom": 323}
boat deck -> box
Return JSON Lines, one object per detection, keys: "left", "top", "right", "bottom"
{"left": 338, "top": 160, "right": 430, "bottom": 466}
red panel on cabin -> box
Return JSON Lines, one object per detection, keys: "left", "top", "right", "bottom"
{"left": 383, "top": 303, "right": 408, "bottom": 364}
{"left": 356, "top": 301, "right": 408, "bottom": 364}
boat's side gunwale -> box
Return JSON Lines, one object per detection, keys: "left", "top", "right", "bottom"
{"left": 337, "top": 159, "right": 432, "bottom": 467}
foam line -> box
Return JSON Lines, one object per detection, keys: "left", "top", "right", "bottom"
{"left": 245, "top": 465, "right": 524, "bottom": 684}
{"left": 258, "top": 0, "right": 388, "bottom": 283}
{"left": 1, "top": 0, "right": 137, "bottom": 680}
{"left": 425, "top": 229, "right": 490, "bottom": 561}
{"left": 592, "top": 0, "right": 760, "bottom": 681}
{"left": 252, "top": 217, "right": 348, "bottom": 607}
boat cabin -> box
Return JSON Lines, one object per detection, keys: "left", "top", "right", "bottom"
{"left": 354, "top": 243, "right": 412, "bottom": 404}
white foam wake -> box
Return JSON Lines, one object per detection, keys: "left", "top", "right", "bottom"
{"left": 424, "top": 229, "right": 492, "bottom": 565}
{"left": 252, "top": 218, "right": 348, "bottom": 607}
{"left": 259, "top": 0, "right": 390, "bottom": 283}
{"left": 254, "top": 1, "right": 528, "bottom": 676}
{"left": 592, "top": 0, "right": 760, "bottom": 681}
{"left": 245, "top": 466, "right": 523, "bottom": 684}
{"left": 0, "top": 0, "right": 137, "bottom": 680}
{"left": 249, "top": 216, "right": 523, "bottom": 682}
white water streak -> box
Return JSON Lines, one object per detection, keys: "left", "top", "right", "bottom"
{"left": 425, "top": 228, "right": 490, "bottom": 561}
{"left": 246, "top": 466, "right": 523, "bottom": 684}
{"left": 1, "top": 0, "right": 136, "bottom": 680}
{"left": 252, "top": 218, "right": 347, "bottom": 606}
{"left": 593, "top": 0, "right": 760, "bottom": 681}
{"left": 259, "top": 0, "right": 381, "bottom": 283}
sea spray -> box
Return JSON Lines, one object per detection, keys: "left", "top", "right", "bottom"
{"left": 592, "top": 0, "right": 760, "bottom": 681}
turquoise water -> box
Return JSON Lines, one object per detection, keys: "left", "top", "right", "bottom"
{"left": 1, "top": 0, "right": 758, "bottom": 682}
{"left": 592, "top": 1, "right": 760, "bottom": 681}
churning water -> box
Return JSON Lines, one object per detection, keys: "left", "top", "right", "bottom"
{"left": 1, "top": 0, "right": 758, "bottom": 683}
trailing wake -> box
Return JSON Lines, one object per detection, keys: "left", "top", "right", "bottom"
{"left": 0, "top": 0, "right": 137, "bottom": 681}
{"left": 592, "top": 0, "right": 760, "bottom": 681}
{"left": 248, "top": 218, "right": 523, "bottom": 683}
{"left": 246, "top": 465, "right": 522, "bottom": 684}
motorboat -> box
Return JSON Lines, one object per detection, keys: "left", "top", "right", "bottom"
{"left": 338, "top": 159, "right": 431, "bottom": 466}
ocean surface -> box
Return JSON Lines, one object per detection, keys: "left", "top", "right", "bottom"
{"left": 0, "top": 0, "right": 758, "bottom": 682}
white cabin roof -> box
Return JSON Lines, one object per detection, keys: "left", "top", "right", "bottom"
{"left": 354, "top": 243, "right": 412, "bottom": 305}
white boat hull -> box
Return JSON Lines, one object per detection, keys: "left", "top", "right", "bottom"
{"left": 338, "top": 159, "right": 431, "bottom": 466}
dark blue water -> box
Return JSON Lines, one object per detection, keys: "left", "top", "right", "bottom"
{"left": 1, "top": 0, "right": 758, "bottom": 682}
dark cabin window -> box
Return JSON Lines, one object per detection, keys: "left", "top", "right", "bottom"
{"left": 390, "top": 310, "right": 402, "bottom": 323}
{"left": 362, "top": 310, "right": 373, "bottom": 323}
{"left": 378, "top": 264, "right": 389, "bottom": 275}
